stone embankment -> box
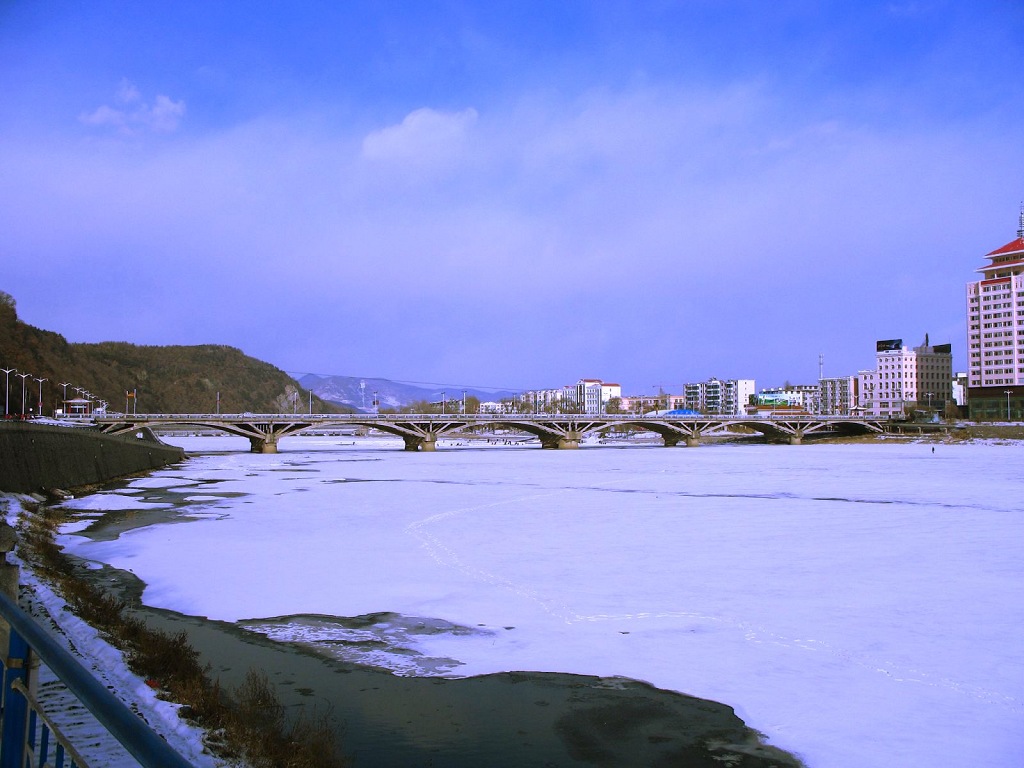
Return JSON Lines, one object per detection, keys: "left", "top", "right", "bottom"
{"left": 0, "top": 421, "right": 184, "bottom": 493}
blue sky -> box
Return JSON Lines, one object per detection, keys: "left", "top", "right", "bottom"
{"left": 2, "top": 1, "right": 1023, "bottom": 394}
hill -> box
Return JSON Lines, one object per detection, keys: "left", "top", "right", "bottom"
{"left": 0, "top": 291, "right": 348, "bottom": 415}
{"left": 298, "top": 373, "right": 518, "bottom": 412}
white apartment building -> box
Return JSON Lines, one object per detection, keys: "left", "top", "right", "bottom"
{"left": 684, "top": 378, "right": 755, "bottom": 415}
{"left": 519, "top": 379, "right": 621, "bottom": 414}
{"left": 966, "top": 209, "right": 1024, "bottom": 389}
{"left": 860, "top": 336, "right": 953, "bottom": 418}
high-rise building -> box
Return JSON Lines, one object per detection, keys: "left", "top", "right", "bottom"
{"left": 967, "top": 211, "right": 1024, "bottom": 389}
{"left": 966, "top": 210, "right": 1024, "bottom": 418}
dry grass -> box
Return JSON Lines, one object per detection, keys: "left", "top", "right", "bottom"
{"left": 19, "top": 504, "right": 348, "bottom": 767}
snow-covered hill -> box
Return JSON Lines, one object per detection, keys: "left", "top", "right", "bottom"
{"left": 298, "top": 374, "right": 517, "bottom": 412}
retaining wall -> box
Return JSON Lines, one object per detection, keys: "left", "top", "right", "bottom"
{"left": 0, "top": 421, "right": 184, "bottom": 493}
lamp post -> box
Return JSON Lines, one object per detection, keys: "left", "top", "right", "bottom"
{"left": 373, "top": 390, "right": 378, "bottom": 415}
{"left": 1005, "top": 390, "right": 1013, "bottom": 422}
{"left": 16, "top": 372, "right": 31, "bottom": 415}
{"left": 58, "top": 382, "right": 71, "bottom": 414}
{"left": 441, "top": 391, "right": 446, "bottom": 415}
{"left": 34, "top": 377, "right": 46, "bottom": 417}
{"left": 462, "top": 390, "right": 467, "bottom": 414}
{"left": 1, "top": 367, "right": 15, "bottom": 416}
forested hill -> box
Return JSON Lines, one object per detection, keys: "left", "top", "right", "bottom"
{"left": 0, "top": 291, "right": 348, "bottom": 415}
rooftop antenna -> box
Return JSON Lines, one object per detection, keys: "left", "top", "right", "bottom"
{"left": 818, "top": 353, "right": 824, "bottom": 381}
{"left": 1018, "top": 201, "right": 1024, "bottom": 240}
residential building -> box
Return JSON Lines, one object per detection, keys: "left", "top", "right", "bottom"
{"left": 684, "top": 378, "right": 755, "bottom": 415}
{"left": 519, "top": 379, "right": 622, "bottom": 414}
{"left": 818, "top": 376, "right": 859, "bottom": 415}
{"left": 966, "top": 208, "right": 1024, "bottom": 419}
{"left": 861, "top": 336, "right": 953, "bottom": 418}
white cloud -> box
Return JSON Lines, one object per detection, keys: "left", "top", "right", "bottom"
{"left": 78, "top": 80, "right": 186, "bottom": 135}
{"left": 147, "top": 95, "right": 187, "bottom": 133}
{"left": 361, "top": 107, "right": 478, "bottom": 168}
{"left": 116, "top": 78, "right": 142, "bottom": 104}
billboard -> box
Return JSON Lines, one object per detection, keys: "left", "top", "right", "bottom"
{"left": 932, "top": 343, "right": 952, "bottom": 354}
{"left": 876, "top": 339, "right": 903, "bottom": 352}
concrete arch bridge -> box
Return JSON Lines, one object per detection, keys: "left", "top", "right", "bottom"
{"left": 93, "top": 413, "right": 888, "bottom": 453}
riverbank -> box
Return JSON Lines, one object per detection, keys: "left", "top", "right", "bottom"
{"left": 0, "top": 420, "right": 184, "bottom": 493}
{"left": 8, "top": 433, "right": 806, "bottom": 766}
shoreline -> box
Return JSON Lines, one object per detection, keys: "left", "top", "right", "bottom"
{"left": 88, "top": 558, "right": 803, "bottom": 767}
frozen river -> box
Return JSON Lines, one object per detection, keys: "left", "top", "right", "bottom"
{"left": 56, "top": 436, "right": 1024, "bottom": 767}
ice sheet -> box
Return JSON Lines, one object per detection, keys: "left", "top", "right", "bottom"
{"left": 57, "top": 438, "right": 1024, "bottom": 768}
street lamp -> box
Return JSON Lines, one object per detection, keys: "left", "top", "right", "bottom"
{"left": 34, "top": 377, "right": 46, "bottom": 417}
{"left": 1005, "top": 390, "right": 1013, "bottom": 422}
{"left": 441, "top": 391, "right": 446, "bottom": 415}
{"left": 1, "top": 367, "right": 15, "bottom": 416}
{"left": 462, "top": 390, "right": 467, "bottom": 414}
{"left": 16, "top": 372, "right": 30, "bottom": 415}
{"left": 58, "top": 382, "right": 71, "bottom": 414}
{"left": 373, "top": 390, "right": 378, "bottom": 415}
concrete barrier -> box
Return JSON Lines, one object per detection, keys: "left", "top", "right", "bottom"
{"left": 0, "top": 421, "right": 184, "bottom": 493}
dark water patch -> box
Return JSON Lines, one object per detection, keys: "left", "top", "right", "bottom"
{"left": 63, "top": 507, "right": 209, "bottom": 542}
{"left": 79, "top": 565, "right": 803, "bottom": 768}
{"left": 322, "top": 478, "right": 399, "bottom": 484}
{"left": 60, "top": 485, "right": 244, "bottom": 541}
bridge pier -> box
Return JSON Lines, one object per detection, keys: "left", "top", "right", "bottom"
{"left": 789, "top": 435, "right": 803, "bottom": 446}
{"left": 402, "top": 434, "right": 438, "bottom": 451}
{"left": 686, "top": 436, "right": 701, "bottom": 447}
{"left": 540, "top": 432, "right": 581, "bottom": 449}
{"left": 249, "top": 436, "right": 279, "bottom": 453}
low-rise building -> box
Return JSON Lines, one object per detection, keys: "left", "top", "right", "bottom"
{"left": 758, "top": 384, "right": 818, "bottom": 412}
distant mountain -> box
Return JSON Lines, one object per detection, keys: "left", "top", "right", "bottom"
{"left": 0, "top": 290, "right": 349, "bottom": 415}
{"left": 298, "top": 374, "right": 518, "bottom": 412}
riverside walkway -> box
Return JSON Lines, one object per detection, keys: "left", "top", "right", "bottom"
{"left": 93, "top": 412, "right": 888, "bottom": 453}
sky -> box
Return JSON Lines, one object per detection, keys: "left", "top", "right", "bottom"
{"left": 2, "top": 1, "right": 1023, "bottom": 395}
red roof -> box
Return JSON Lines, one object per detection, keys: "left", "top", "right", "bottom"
{"left": 985, "top": 237, "right": 1024, "bottom": 259}
{"left": 977, "top": 259, "right": 1024, "bottom": 274}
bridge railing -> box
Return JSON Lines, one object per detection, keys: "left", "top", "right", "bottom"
{"left": 0, "top": 589, "right": 193, "bottom": 768}
{"left": 94, "top": 412, "right": 876, "bottom": 423}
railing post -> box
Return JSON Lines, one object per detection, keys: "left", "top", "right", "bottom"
{"left": 0, "top": 518, "right": 23, "bottom": 768}
{"left": 0, "top": 626, "right": 29, "bottom": 768}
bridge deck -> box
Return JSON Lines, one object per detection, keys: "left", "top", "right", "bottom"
{"left": 92, "top": 413, "right": 890, "bottom": 452}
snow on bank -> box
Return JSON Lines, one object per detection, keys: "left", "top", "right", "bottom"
{"left": 1, "top": 495, "right": 224, "bottom": 767}
{"left": 53, "top": 438, "right": 1024, "bottom": 768}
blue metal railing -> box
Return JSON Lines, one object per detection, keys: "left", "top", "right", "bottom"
{"left": 0, "top": 589, "right": 194, "bottom": 768}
